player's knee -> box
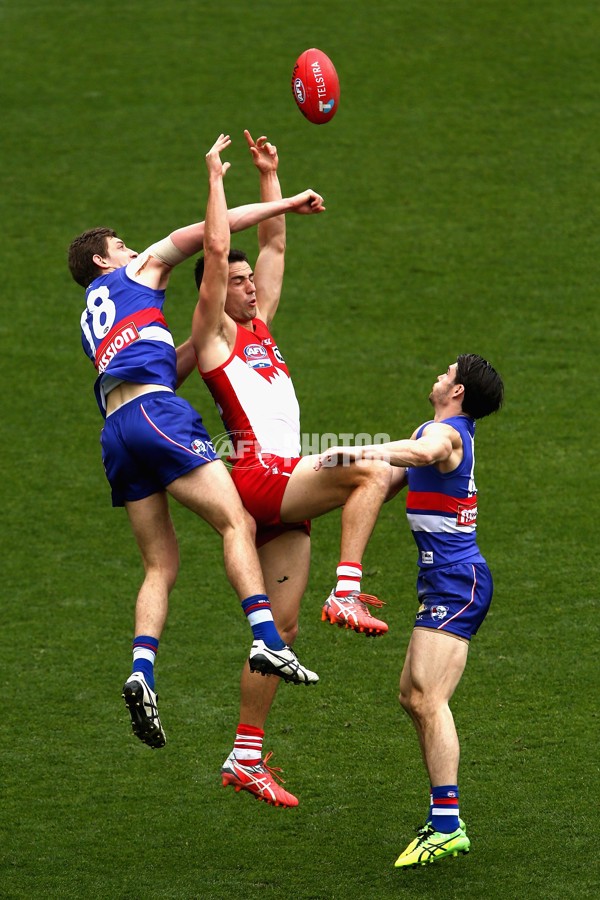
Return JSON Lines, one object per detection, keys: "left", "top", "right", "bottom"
{"left": 235, "top": 506, "right": 257, "bottom": 540}
{"left": 165, "top": 570, "right": 178, "bottom": 594}
{"left": 399, "top": 687, "right": 414, "bottom": 716}
{"left": 144, "top": 556, "right": 179, "bottom": 594}
{"left": 373, "top": 458, "right": 393, "bottom": 489}
{"left": 357, "top": 458, "right": 392, "bottom": 491}
{"left": 243, "top": 508, "right": 257, "bottom": 540}
{"left": 220, "top": 507, "right": 257, "bottom": 542}
{"left": 402, "top": 687, "right": 429, "bottom": 722}
{"left": 167, "top": 543, "right": 180, "bottom": 581}
{"left": 409, "top": 691, "right": 444, "bottom": 726}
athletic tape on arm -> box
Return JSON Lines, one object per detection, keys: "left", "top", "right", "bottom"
{"left": 146, "top": 236, "right": 189, "bottom": 266}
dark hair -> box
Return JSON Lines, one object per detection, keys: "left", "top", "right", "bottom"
{"left": 194, "top": 248, "right": 249, "bottom": 289}
{"left": 68, "top": 227, "right": 117, "bottom": 288}
{"left": 455, "top": 354, "right": 504, "bottom": 419}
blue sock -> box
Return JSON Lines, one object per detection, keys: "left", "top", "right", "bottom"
{"left": 241, "top": 595, "right": 285, "bottom": 650}
{"left": 431, "top": 785, "right": 460, "bottom": 834}
{"left": 132, "top": 635, "right": 159, "bottom": 690}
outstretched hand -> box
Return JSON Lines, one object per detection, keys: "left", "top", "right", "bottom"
{"left": 205, "top": 133, "right": 232, "bottom": 177}
{"left": 313, "top": 447, "right": 357, "bottom": 470}
{"left": 313, "top": 446, "right": 388, "bottom": 470}
{"left": 289, "top": 189, "right": 326, "bottom": 215}
{"left": 244, "top": 129, "right": 278, "bottom": 174}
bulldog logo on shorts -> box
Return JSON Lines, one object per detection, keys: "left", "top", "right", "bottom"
{"left": 191, "top": 439, "right": 208, "bottom": 455}
{"left": 431, "top": 605, "right": 448, "bottom": 621}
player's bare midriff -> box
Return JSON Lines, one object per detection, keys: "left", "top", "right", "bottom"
{"left": 105, "top": 382, "right": 173, "bottom": 416}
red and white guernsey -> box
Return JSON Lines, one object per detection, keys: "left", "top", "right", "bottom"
{"left": 200, "top": 318, "right": 300, "bottom": 460}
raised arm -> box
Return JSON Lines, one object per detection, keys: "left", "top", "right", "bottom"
{"left": 244, "top": 130, "right": 286, "bottom": 326}
{"left": 166, "top": 193, "right": 323, "bottom": 259}
{"left": 190, "top": 134, "right": 235, "bottom": 364}
{"left": 132, "top": 193, "right": 323, "bottom": 291}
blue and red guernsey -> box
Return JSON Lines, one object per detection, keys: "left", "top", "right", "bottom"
{"left": 406, "top": 415, "right": 486, "bottom": 569}
{"left": 80, "top": 265, "right": 176, "bottom": 416}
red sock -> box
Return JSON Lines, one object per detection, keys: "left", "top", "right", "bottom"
{"left": 233, "top": 723, "right": 264, "bottom": 765}
{"left": 335, "top": 562, "right": 362, "bottom": 597}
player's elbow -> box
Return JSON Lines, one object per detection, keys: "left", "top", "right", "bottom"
{"left": 270, "top": 233, "right": 286, "bottom": 255}
{"left": 412, "top": 439, "right": 452, "bottom": 467}
{"left": 414, "top": 448, "right": 439, "bottom": 466}
{"left": 203, "top": 234, "right": 229, "bottom": 260}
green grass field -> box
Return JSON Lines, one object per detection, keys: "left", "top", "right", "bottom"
{"left": 2, "top": 1, "right": 598, "bottom": 897}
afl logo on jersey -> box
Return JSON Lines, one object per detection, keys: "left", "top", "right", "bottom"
{"left": 244, "top": 344, "right": 271, "bottom": 369}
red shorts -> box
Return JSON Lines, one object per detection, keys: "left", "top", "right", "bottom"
{"left": 230, "top": 454, "right": 311, "bottom": 548}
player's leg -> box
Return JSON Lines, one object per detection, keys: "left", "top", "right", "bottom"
{"left": 395, "top": 629, "right": 470, "bottom": 868}
{"left": 281, "top": 456, "right": 392, "bottom": 636}
{"left": 167, "top": 461, "right": 318, "bottom": 685}
{"left": 239, "top": 529, "right": 311, "bottom": 724}
{"left": 121, "top": 490, "right": 179, "bottom": 749}
{"left": 121, "top": 395, "right": 264, "bottom": 611}
{"left": 280, "top": 455, "right": 391, "bottom": 543}
{"left": 167, "top": 459, "right": 263, "bottom": 598}
{"left": 386, "top": 465, "right": 408, "bottom": 503}
{"left": 398, "top": 639, "right": 428, "bottom": 768}
{"left": 400, "top": 629, "right": 468, "bottom": 786}
{"left": 222, "top": 530, "right": 310, "bottom": 807}
{"left": 395, "top": 563, "right": 492, "bottom": 866}
{"left": 126, "top": 491, "right": 179, "bottom": 642}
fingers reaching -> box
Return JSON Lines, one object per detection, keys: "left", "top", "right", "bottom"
{"left": 245, "top": 129, "right": 278, "bottom": 172}
{"left": 205, "top": 133, "right": 232, "bottom": 175}
{"left": 206, "top": 133, "right": 231, "bottom": 155}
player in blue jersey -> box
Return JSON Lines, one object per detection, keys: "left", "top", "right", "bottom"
{"left": 68, "top": 134, "right": 325, "bottom": 750}
{"left": 315, "top": 354, "right": 504, "bottom": 867}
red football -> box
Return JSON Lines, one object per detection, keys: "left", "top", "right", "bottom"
{"left": 291, "top": 48, "right": 340, "bottom": 125}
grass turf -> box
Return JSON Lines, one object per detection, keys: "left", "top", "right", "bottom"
{"left": 1, "top": 1, "right": 598, "bottom": 897}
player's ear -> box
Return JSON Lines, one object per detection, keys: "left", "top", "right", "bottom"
{"left": 92, "top": 252, "right": 108, "bottom": 270}
{"left": 453, "top": 382, "right": 465, "bottom": 401}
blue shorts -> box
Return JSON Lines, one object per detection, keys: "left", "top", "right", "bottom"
{"left": 414, "top": 562, "right": 493, "bottom": 640}
{"left": 101, "top": 391, "right": 218, "bottom": 507}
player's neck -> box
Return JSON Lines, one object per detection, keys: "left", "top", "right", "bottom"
{"left": 433, "top": 402, "right": 464, "bottom": 422}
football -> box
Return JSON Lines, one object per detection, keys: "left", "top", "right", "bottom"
{"left": 291, "top": 48, "right": 340, "bottom": 125}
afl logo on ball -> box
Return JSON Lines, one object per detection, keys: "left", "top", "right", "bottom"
{"left": 293, "top": 77, "right": 306, "bottom": 105}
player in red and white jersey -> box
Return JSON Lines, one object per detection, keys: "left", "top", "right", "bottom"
{"left": 68, "top": 135, "right": 325, "bottom": 752}
{"left": 315, "top": 354, "right": 504, "bottom": 867}
{"left": 202, "top": 306, "right": 301, "bottom": 463}
{"left": 178, "top": 132, "right": 394, "bottom": 807}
